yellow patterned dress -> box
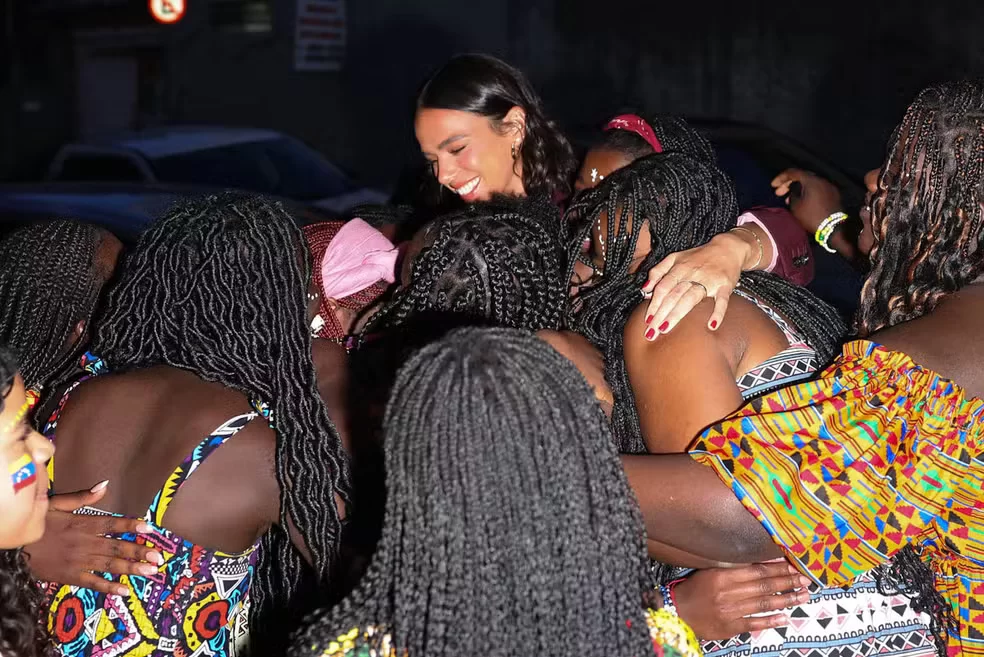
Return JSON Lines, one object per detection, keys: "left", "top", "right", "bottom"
{"left": 691, "top": 340, "right": 984, "bottom": 657}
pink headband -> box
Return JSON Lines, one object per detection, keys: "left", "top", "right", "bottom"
{"left": 320, "top": 218, "right": 398, "bottom": 300}
{"left": 604, "top": 114, "right": 663, "bottom": 154}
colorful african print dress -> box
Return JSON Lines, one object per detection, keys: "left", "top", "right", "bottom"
{"left": 691, "top": 340, "right": 984, "bottom": 657}
{"left": 298, "top": 607, "right": 703, "bottom": 656}
{"left": 41, "top": 355, "right": 269, "bottom": 657}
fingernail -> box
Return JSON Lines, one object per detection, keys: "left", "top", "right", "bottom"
{"left": 799, "top": 575, "right": 812, "bottom": 587}
{"left": 135, "top": 522, "right": 153, "bottom": 534}
{"left": 116, "top": 587, "right": 130, "bottom": 597}
{"left": 139, "top": 563, "right": 158, "bottom": 576}
{"left": 658, "top": 321, "right": 669, "bottom": 332}
{"left": 645, "top": 314, "right": 654, "bottom": 324}
{"left": 645, "top": 328, "right": 656, "bottom": 340}
{"left": 710, "top": 320, "right": 718, "bottom": 329}
{"left": 148, "top": 552, "right": 164, "bottom": 566}
{"left": 90, "top": 480, "right": 109, "bottom": 493}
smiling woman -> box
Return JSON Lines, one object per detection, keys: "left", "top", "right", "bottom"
{"left": 415, "top": 54, "right": 576, "bottom": 204}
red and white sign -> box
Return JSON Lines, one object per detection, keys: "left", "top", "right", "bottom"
{"left": 149, "top": 0, "right": 185, "bottom": 24}
{"left": 295, "top": 0, "right": 346, "bottom": 71}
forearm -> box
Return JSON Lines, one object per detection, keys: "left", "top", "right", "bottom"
{"left": 647, "top": 538, "right": 745, "bottom": 569}
{"left": 622, "top": 454, "right": 783, "bottom": 563}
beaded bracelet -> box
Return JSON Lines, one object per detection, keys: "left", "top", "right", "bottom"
{"left": 815, "top": 212, "right": 848, "bottom": 253}
{"left": 730, "top": 226, "right": 764, "bottom": 269}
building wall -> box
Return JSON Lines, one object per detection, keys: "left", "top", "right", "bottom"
{"left": 8, "top": 0, "right": 984, "bottom": 185}
{"left": 164, "top": 0, "right": 509, "bottom": 186}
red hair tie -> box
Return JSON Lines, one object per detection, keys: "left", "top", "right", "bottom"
{"left": 604, "top": 114, "right": 663, "bottom": 154}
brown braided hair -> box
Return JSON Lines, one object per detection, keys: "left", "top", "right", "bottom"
{"left": 858, "top": 80, "right": 984, "bottom": 336}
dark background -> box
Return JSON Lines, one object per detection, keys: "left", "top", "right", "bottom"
{"left": 2, "top": 0, "right": 980, "bottom": 187}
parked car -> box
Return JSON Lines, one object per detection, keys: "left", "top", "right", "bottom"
{"left": 0, "top": 182, "right": 338, "bottom": 244}
{"left": 45, "top": 126, "right": 389, "bottom": 215}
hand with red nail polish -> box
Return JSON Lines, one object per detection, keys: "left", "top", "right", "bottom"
{"left": 639, "top": 232, "right": 750, "bottom": 338}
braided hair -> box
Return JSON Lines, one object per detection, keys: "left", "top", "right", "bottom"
{"left": 566, "top": 153, "right": 845, "bottom": 453}
{"left": 858, "top": 80, "right": 984, "bottom": 336}
{"left": 361, "top": 196, "right": 568, "bottom": 337}
{"left": 0, "top": 347, "right": 48, "bottom": 657}
{"left": 597, "top": 114, "right": 716, "bottom": 163}
{"left": 290, "top": 327, "right": 655, "bottom": 657}
{"left": 0, "top": 221, "right": 106, "bottom": 399}
{"left": 92, "top": 192, "right": 350, "bottom": 654}
{"left": 418, "top": 54, "right": 577, "bottom": 201}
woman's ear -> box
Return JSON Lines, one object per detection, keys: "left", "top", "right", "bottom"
{"left": 503, "top": 106, "right": 527, "bottom": 142}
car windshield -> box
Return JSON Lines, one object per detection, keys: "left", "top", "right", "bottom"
{"left": 150, "top": 137, "right": 354, "bottom": 200}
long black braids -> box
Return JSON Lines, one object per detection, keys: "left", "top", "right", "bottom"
{"left": 360, "top": 196, "right": 568, "bottom": 338}
{"left": 566, "top": 153, "right": 846, "bottom": 454}
{"left": 858, "top": 80, "right": 984, "bottom": 336}
{"left": 596, "top": 113, "right": 717, "bottom": 163}
{"left": 0, "top": 346, "right": 48, "bottom": 657}
{"left": 92, "top": 192, "right": 350, "bottom": 654}
{"left": 0, "top": 221, "right": 105, "bottom": 402}
{"left": 290, "top": 327, "right": 655, "bottom": 657}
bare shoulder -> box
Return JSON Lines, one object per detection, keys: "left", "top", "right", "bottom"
{"left": 873, "top": 286, "right": 984, "bottom": 397}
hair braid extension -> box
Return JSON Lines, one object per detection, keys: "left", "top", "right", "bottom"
{"left": 0, "top": 346, "right": 49, "bottom": 657}
{"left": 858, "top": 80, "right": 984, "bottom": 335}
{"left": 91, "top": 192, "right": 350, "bottom": 654}
{"left": 0, "top": 221, "right": 105, "bottom": 400}
{"left": 290, "top": 327, "right": 655, "bottom": 657}
{"left": 565, "top": 153, "right": 845, "bottom": 454}
{"left": 360, "top": 196, "right": 568, "bottom": 339}
{"left": 596, "top": 114, "right": 717, "bottom": 163}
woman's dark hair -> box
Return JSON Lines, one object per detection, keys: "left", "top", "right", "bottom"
{"left": 566, "top": 153, "right": 846, "bottom": 453}
{"left": 0, "top": 221, "right": 106, "bottom": 398}
{"left": 595, "top": 114, "right": 716, "bottom": 164}
{"left": 92, "top": 193, "right": 349, "bottom": 654}
{"left": 0, "top": 346, "right": 48, "bottom": 657}
{"left": 859, "top": 80, "right": 984, "bottom": 336}
{"left": 290, "top": 327, "right": 654, "bottom": 657}
{"left": 361, "top": 196, "right": 568, "bottom": 337}
{"left": 418, "top": 53, "right": 576, "bottom": 201}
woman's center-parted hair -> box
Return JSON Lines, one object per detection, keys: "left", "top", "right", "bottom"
{"left": 417, "top": 53, "right": 577, "bottom": 201}
{"left": 290, "top": 326, "right": 655, "bottom": 657}
{"left": 92, "top": 192, "right": 350, "bottom": 654}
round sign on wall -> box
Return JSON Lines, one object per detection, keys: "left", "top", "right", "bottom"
{"left": 149, "top": 0, "right": 186, "bottom": 24}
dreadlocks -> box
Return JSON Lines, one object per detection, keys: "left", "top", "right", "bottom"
{"left": 0, "top": 221, "right": 106, "bottom": 401}
{"left": 566, "top": 153, "right": 846, "bottom": 453}
{"left": 361, "top": 196, "right": 568, "bottom": 337}
{"left": 858, "top": 80, "right": 984, "bottom": 336}
{"left": 92, "top": 192, "right": 349, "bottom": 654}
{"left": 0, "top": 346, "right": 48, "bottom": 657}
{"left": 291, "top": 327, "right": 654, "bottom": 657}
